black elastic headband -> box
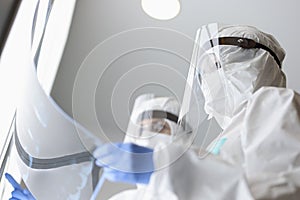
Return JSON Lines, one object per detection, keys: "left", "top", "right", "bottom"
{"left": 137, "top": 110, "right": 192, "bottom": 133}
{"left": 137, "top": 110, "right": 178, "bottom": 124}
{"left": 203, "top": 37, "right": 281, "bottom": 68}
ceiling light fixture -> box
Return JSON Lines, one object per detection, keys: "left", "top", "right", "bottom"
{"left": 141, "top": 0, "right": 181, "bottom": 20}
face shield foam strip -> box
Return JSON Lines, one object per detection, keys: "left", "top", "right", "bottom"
{"left": 202, "top": 37, "right": 281, "bottom": 68}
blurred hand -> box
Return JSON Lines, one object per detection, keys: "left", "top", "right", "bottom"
{"left": 5, "top": 173, "right": 36, "bottom": 200}
{"left": 93, "top": 143, "right": 154, "bottom": 184}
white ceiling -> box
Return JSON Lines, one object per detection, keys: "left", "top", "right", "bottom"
{"left": 49, "top": 0, "right": 300, "bottom": 142}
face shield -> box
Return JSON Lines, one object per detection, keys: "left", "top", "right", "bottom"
{"left": 186, "top": 23, "right": 286, "bottom": 130}
{"left": 124, "top": 94, "right": 183, "bottom": 149}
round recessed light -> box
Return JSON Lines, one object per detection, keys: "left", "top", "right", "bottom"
{"left": 141, "top": 0, "right": 181, "bottom": 20}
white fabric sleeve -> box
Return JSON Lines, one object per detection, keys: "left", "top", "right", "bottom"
{"left": 152, "top": 145, "right": 254, "bottom": 200}
{"left": 241, "top": 87, "right": 300, "bottom": 199}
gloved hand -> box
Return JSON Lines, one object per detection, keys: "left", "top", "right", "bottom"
{"left": 5, "top": 173, "right": 36, "bottom": 200}
{"left": 93, "top": 142, "right": 154, "bottom": 185}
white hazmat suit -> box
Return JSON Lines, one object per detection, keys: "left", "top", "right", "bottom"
{"left": 160, "top": 24, "right": 300, "bottom": 200}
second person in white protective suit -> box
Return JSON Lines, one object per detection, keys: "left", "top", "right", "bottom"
{"left": 95, "top": 24, "right": 300, "bottom": 200}
{"left": 105, "top": 94, "right": 187, "bottom": 199}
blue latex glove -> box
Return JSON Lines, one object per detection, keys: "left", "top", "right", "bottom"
{"left": 5, "top": 173, "right": 36, "bottom": 200}
{"left": 93, "top": 143, "right": 154, "bottom": 185}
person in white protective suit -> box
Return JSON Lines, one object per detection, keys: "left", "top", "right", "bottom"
{"left": 94, "top": 24, "right": 300, "bottom": 200}
{"left": 100, "top": 94, "right": 187, "bottom": 199}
